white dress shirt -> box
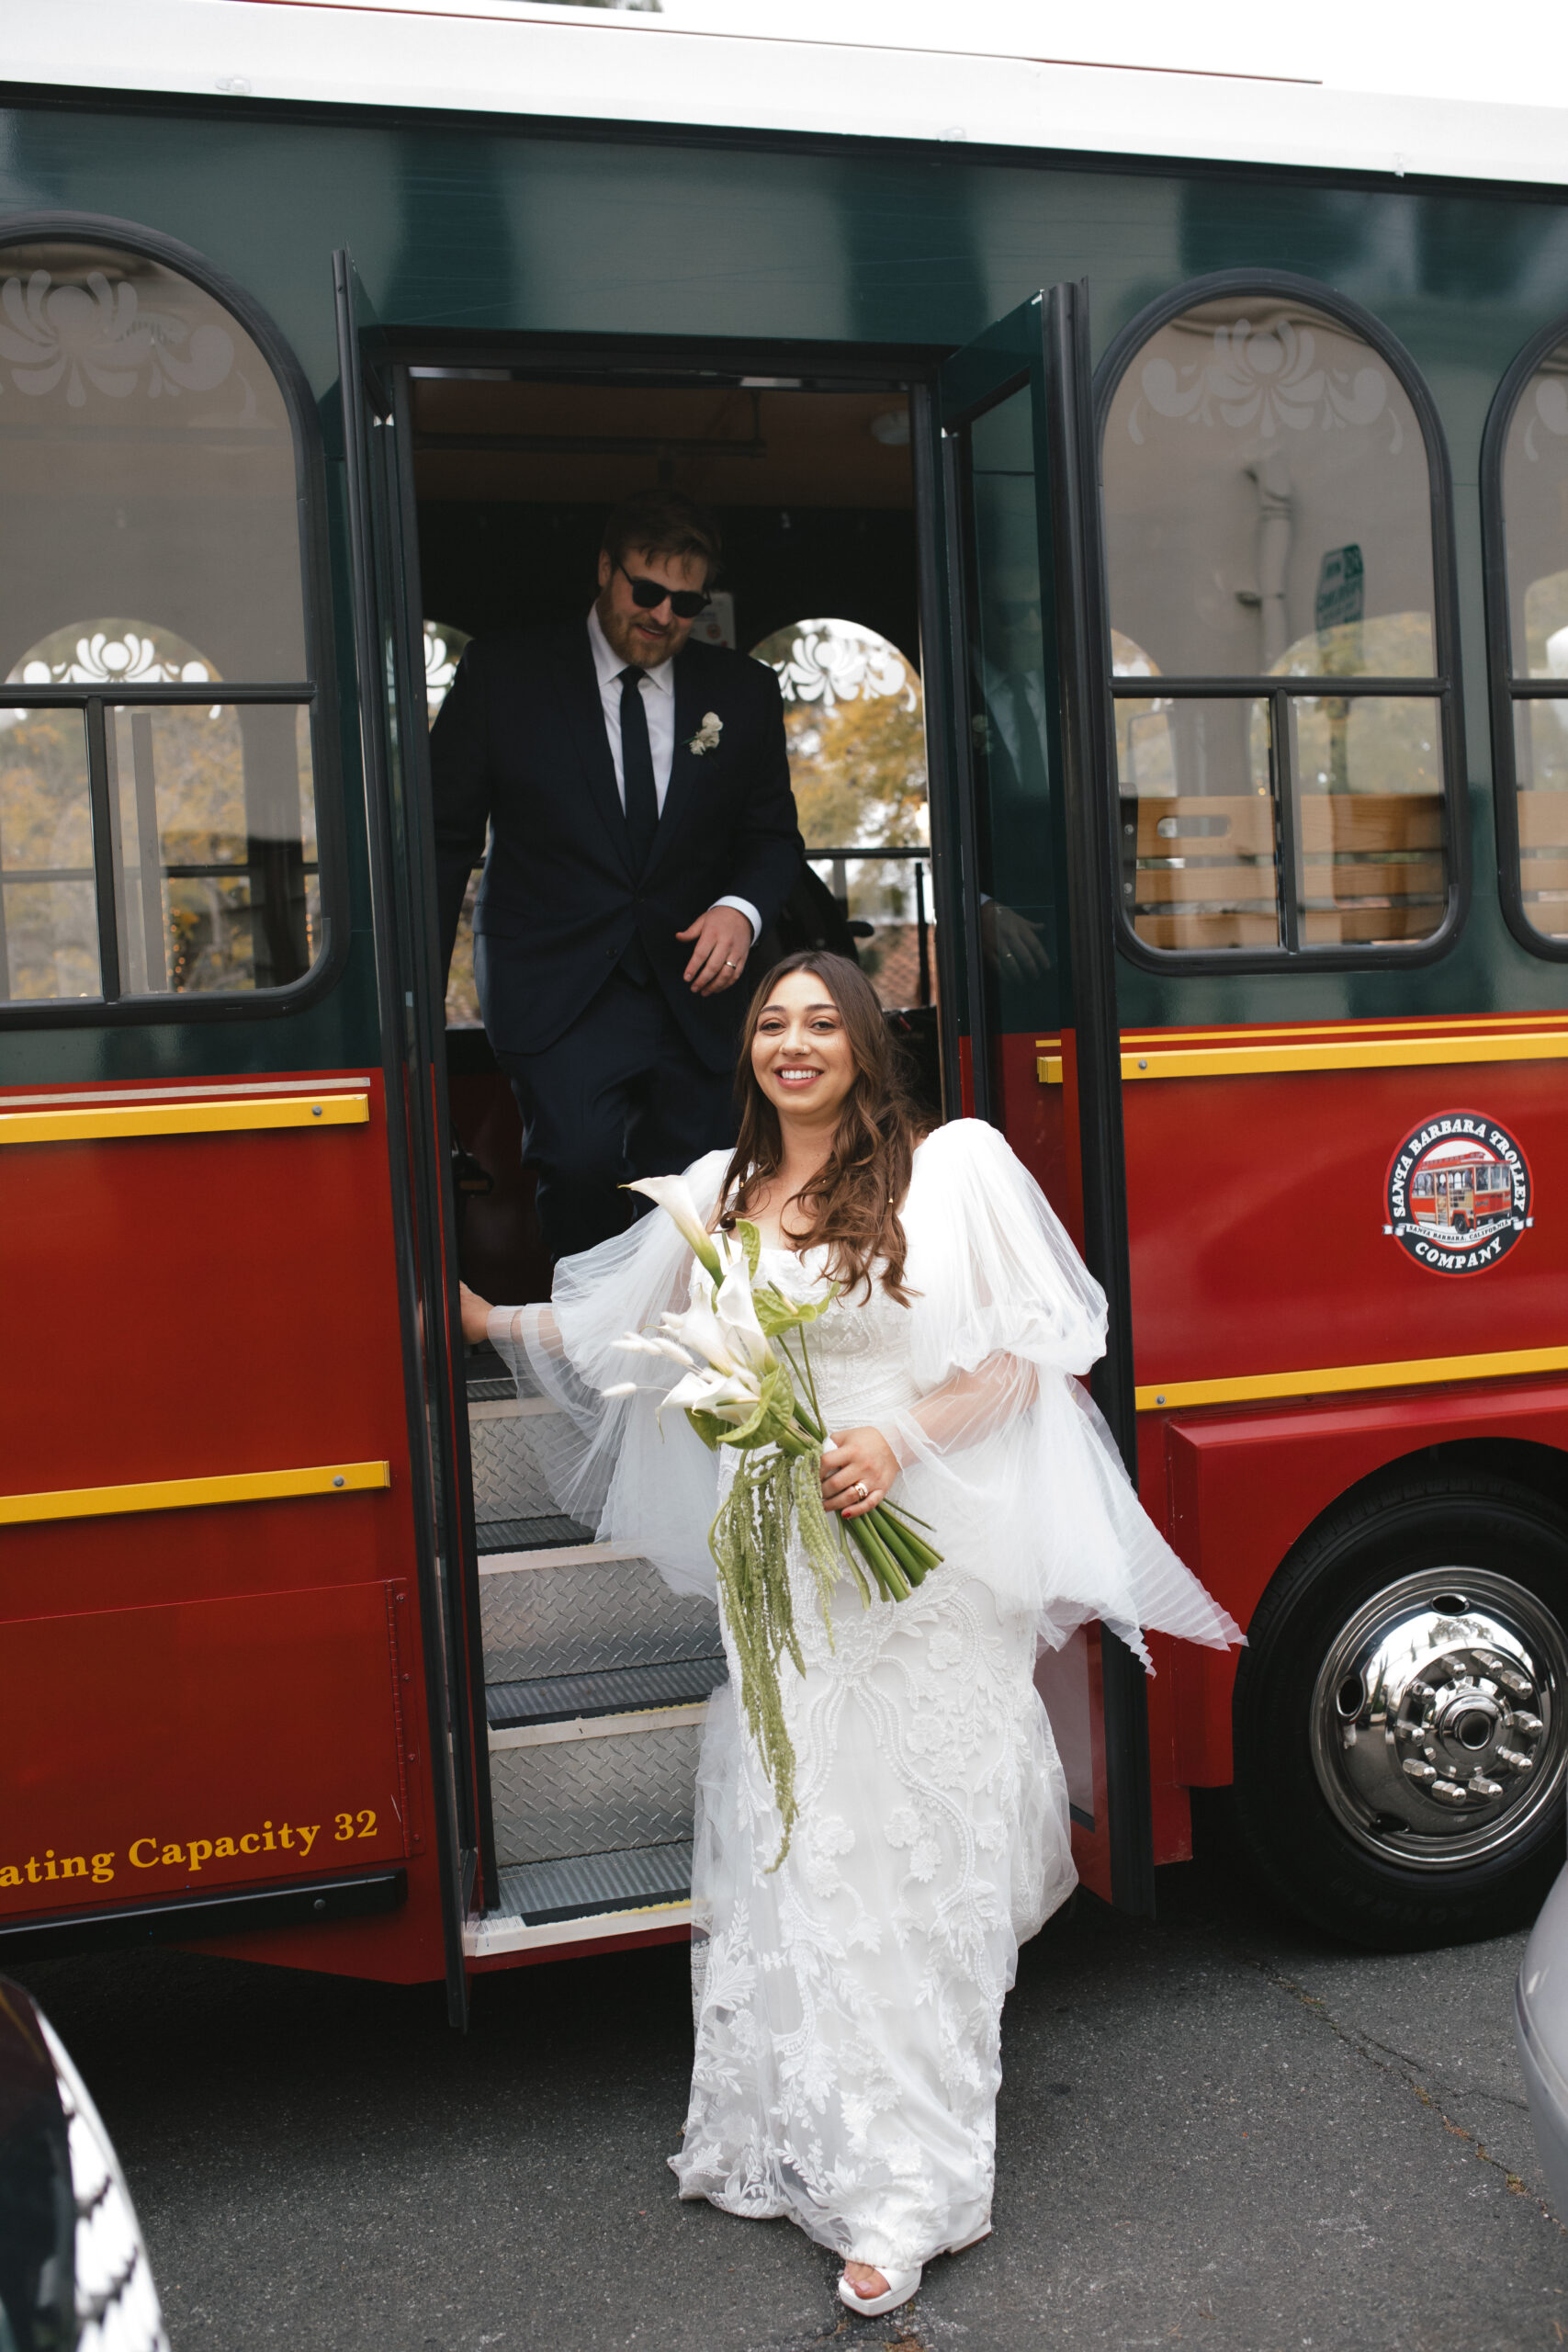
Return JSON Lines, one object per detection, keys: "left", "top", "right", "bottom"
{"left": 586, "top": 605, "right": 760, "bottom": 944}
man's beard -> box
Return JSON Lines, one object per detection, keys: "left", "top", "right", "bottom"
{"left": 599, "top": 594, "right": 679, "bottom": 669}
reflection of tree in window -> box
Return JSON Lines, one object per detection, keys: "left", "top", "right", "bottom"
{"left": 752, "top": 617, "right": 931, "bottom": 1007}
{"left": 1, "top": 622, "right": 317, "bottom": 999}
{"left": 0, "top": 697, "right": 97, "bottom": 1001}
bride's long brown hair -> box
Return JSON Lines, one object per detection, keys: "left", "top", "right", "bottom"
{"left": 717, "top": 951, "right": 923, "bottom": 1302}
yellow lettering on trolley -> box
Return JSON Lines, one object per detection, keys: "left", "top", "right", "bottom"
{"left": 0, "top": 1811, "right": 383, "bottom": 1899}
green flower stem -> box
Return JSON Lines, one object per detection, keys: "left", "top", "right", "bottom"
{"left": 877, "top": 1506, "right": 942, "bottom": 1575}
{"left": 849, "top": 1511, "right": 912, "bottom": 1601}
{"left": 872, "top": 1509, "right": 930, "bottom": 1588}
{"left": 846, "top": 1522, "right": 899, "bottom": 1600}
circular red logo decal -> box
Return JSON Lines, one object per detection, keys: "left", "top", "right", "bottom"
{"left": 1384, "top": 1112, "right": 1532, "bottom": 1276}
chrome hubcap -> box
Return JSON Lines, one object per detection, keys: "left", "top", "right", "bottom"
{"left": 1310, "top": 1570, "right": 1568, "bottom": 1869}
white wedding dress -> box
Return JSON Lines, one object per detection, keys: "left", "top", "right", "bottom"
{"left": 491, "top": 1118, "right": 1238, "bottom": 2277}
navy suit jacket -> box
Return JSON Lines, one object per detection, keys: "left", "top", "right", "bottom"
{"left": 430, "top": 621, "right": 803, "bottom": 1073}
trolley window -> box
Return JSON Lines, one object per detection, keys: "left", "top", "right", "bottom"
{"left": 0, "top": 226, "right": 333, "bottom": 1019}
{"left": 1099, "top": 277, "right": 1464, "bottom": 968}
{"left": 1483, "top": 322, "right": 1568, "bottom": 956}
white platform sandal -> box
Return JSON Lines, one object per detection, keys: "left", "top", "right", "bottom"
{"left": 837, "top": 2263, "right": 921, "bottom": 2318}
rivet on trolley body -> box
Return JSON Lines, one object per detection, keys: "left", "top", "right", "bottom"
{"left": 332, "top": 1475, "right": 345, "bottom": 1487}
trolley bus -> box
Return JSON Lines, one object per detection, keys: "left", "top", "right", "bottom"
{"left": 7, "top": 0, "right": 1568, "bottom": 2020}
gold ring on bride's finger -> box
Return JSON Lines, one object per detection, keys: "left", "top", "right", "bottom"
{"left": 852, "top": 1480, "right": 869, "bottom": 1503}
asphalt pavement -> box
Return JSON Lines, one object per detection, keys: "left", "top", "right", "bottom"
{"left": 13, "top": 1799, "right": 1567, "bottom": 2352}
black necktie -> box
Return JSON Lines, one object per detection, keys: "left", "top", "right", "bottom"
{"left": 618, "top": 666, "right": 659, "bottom": 871}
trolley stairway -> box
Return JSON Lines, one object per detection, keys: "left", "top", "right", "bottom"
{"left": 460, "top": 1343, "right": 726, "bottom": 1959}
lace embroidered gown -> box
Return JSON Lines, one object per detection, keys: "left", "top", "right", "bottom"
{"left": 491, "top": 1119, "right": 1239, "bottom": 2278}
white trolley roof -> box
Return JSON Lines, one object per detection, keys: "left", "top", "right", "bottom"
{"left": 6, "top": 0, "right": 1568, "bottom": 191}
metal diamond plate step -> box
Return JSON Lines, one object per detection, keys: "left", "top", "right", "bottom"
{"left": 479, "top": 1548, "right": 721, "bottom": 1680}
{"left": 491, "top": 1719, "right": 705, "bottom": 1867}
{"left": 492, "top": 1843, "right": 694, "bottom": 1927}
{"left": 469, "top": 1398, "right": 561, "bottom": 1521}
{"left": 487, "top": 1657, "right": 727, "bottom": 1730}
{"left": 478, "top": 1514, "right": 591, "bottom": 1555}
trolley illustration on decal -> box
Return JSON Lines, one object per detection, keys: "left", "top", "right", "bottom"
{"left": 1385, "top": 1114, "right": 1533, "bottom": 1275}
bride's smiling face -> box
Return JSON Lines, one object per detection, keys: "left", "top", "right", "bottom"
{"left": 750, "top": 970, "right": 857, "bottom": 1126}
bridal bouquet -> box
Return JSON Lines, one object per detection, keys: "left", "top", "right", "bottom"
{"left": 604, "top": 1174, "right": 942, "bottom": 1861}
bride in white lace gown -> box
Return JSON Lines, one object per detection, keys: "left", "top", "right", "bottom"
{"left": 467, "top": 953, "right": 1238, "bottom": 2320}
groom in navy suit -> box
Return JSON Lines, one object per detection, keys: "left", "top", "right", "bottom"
{"left": 431, "top": 490, "right": 803, "bottom": 1261}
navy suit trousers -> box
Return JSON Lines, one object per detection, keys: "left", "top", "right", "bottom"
{"left": 495, "top": 967, "right": 737, "bottom": 1263}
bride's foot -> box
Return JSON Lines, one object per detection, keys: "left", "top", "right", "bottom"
{"left": 838, "top": 2260, "right": 921, "bottom": 2317}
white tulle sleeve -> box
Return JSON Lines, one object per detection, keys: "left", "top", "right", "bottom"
{"left": 484, "top": 1148, "right": 729, "bottom": 1600}
{"left": 882, "top": 1120, "right": 1240, "bottom": 1666}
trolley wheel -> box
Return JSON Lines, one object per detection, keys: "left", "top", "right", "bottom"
{"left": 1232, "top": 1475, "right": 1568, "bottom": 1948}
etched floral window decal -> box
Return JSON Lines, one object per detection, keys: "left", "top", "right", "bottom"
{"left": 1128, "top": 312, "right": 1398, "bottom": 448}
{"left": 0, "top": 265, "right": 240, "bottom": 408}
{"left": 424, "top": 621, "right": 470, "bottom": 722}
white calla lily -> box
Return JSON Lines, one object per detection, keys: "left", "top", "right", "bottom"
{"left": 625, "top": 1173, "right": 724, "bottom": 1280}
{"left": 715, "top": 1252, "right": 776, "bottom": 1376}
{"left": 659, "top": 1298, "right": 740, "bottom": 1377}
{"left": 659, "top": 1363, "right": 762, "bottom": 1427}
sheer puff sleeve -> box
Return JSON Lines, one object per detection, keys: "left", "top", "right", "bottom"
{"left": 881, "top": 1120, "right": 1240, "bottom": 1666}
{"left": 485, "top": 1148, "right": 729, "bottom": 1601}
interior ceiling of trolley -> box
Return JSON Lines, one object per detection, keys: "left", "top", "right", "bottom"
{"left": 409, "top": 380, "right": 913, "bottom": 511}
{"left": 412, "top": 377, "right": 920, "bottom": 665}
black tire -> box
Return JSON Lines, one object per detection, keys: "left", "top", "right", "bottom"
{"left": 1232, "top": 1474, "right": 1568, "bottom": 1949}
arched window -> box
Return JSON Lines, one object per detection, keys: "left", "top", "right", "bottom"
{"left": 751, "top": 616, "right": 931, "bottom": 1009}
{"left": 1482, "top": 323, "right": 1568, "bottom": 955}
{"left": 0, "top": 222, "right": 333, "bottom": 1015}
{"left": 1099, "top": 276, "right": 1463, "bottom": 965}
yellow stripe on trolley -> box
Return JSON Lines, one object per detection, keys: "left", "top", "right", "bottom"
{"left": 1135, "top": 1345, "right": 1568, "bottom": 1414}
{"left": 0, "top": 1460, "right": 391, "bottom": 1526}
{"left": 1035, "top": 1033, "right": 1568, "bottom": 1085}
{"left": 0, "top": 1094, "right": 370, "bottom": 1146}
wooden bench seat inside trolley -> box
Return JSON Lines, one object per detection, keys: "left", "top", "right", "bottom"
{"left": 1123, "top": 791, "right": 1450, "bottom": 950}
{"left": 1519, "top": 790, "right": 1568, "bottom": 931}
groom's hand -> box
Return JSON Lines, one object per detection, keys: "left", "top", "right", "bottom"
{"left": 678, "top": 903, "right": 752, "bottom": 995}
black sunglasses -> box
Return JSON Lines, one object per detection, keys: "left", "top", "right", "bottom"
{"left": 616, "top": 560, "right": 709, "bottom": 621}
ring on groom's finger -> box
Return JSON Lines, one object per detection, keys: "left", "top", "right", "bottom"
{"left": 852, "top": 1481, "right": 869, "bottom": 1503}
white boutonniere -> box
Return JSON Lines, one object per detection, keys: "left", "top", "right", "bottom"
{"left": 687, "top": 711, "right": 723, "bottom": 757}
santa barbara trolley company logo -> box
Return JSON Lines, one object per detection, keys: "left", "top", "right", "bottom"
{"left": 1384, "top": 1111, "right": 1533, "bottom": 1275}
